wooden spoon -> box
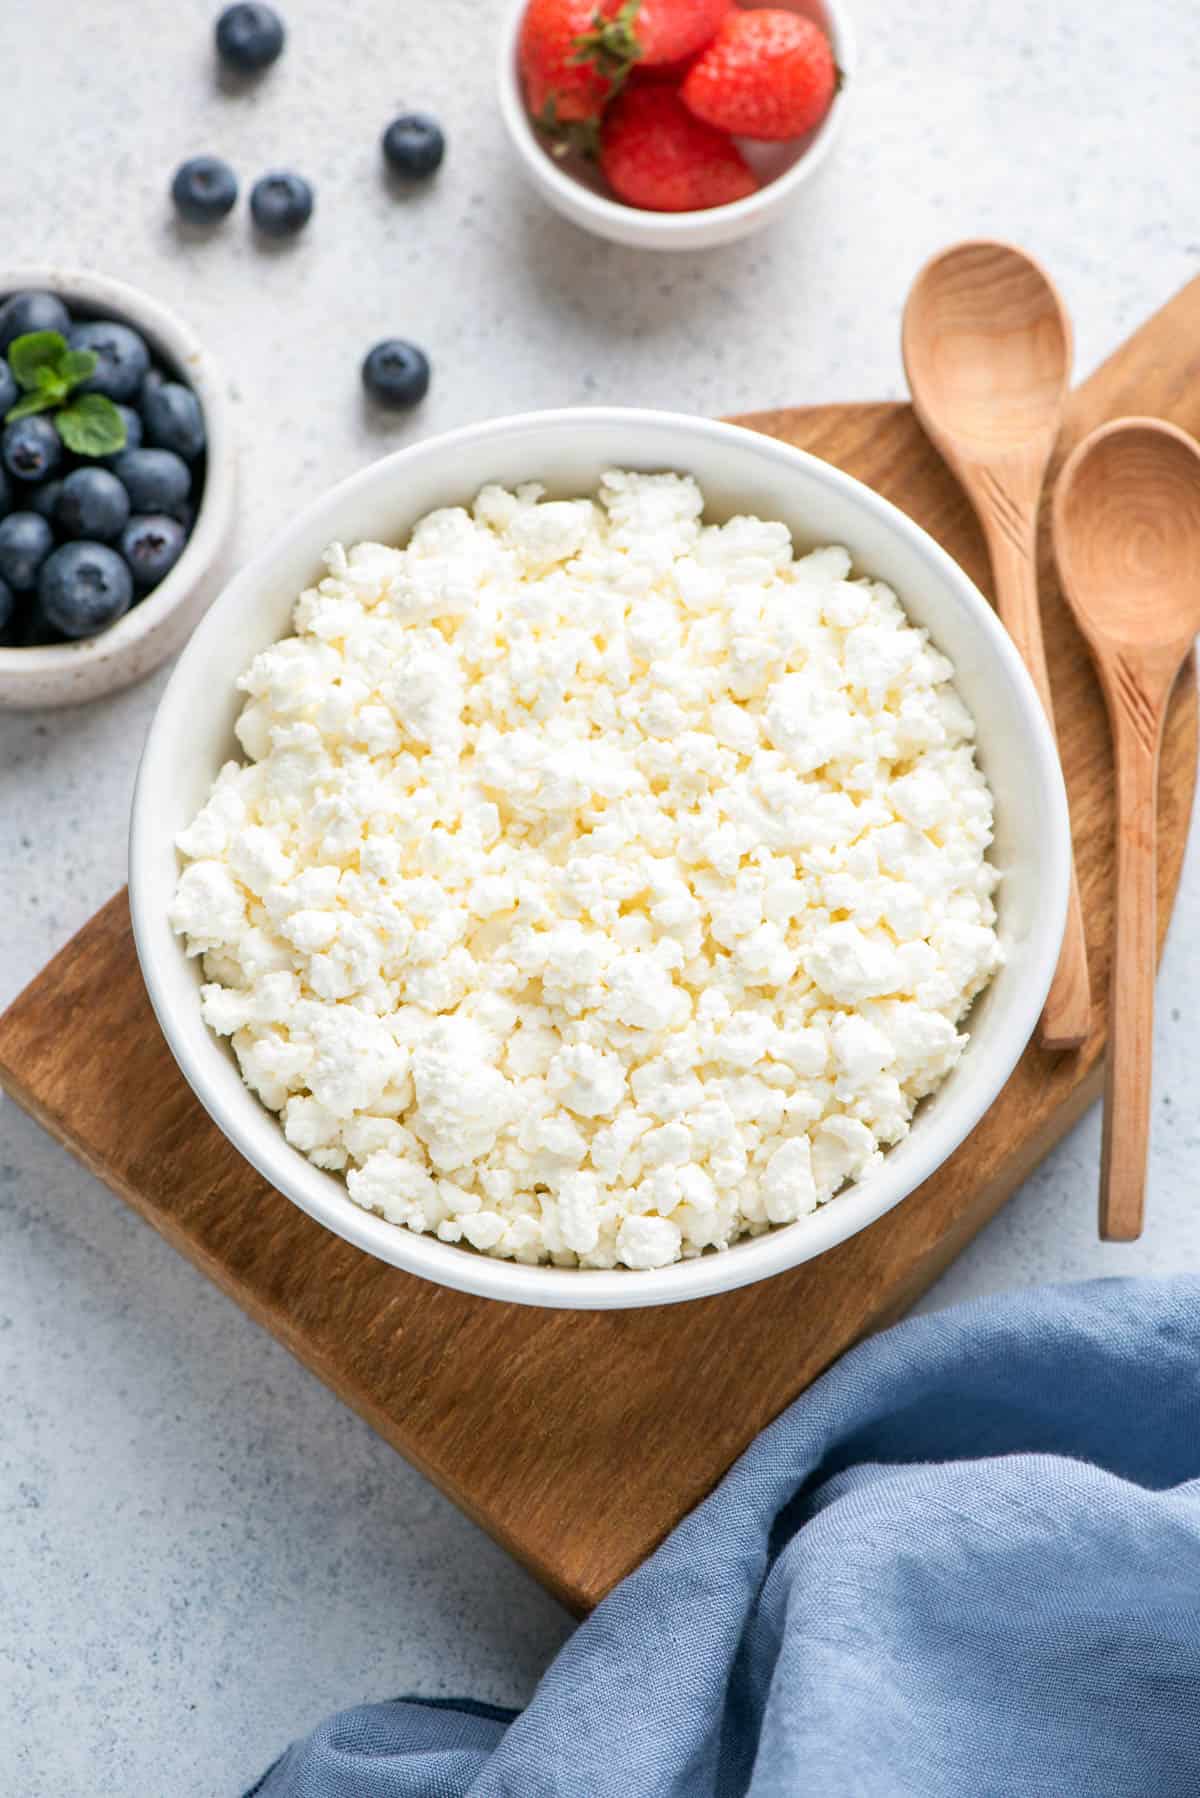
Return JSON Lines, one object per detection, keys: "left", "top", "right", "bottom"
{"left": 1053, "top": 417, "right": 1200, "bottom": 1240}
{"left": 902, "top": 239, "right": 1091, "bottom": 1051}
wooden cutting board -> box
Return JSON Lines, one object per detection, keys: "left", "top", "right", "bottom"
{"left": 2, "top": 275, "right": 1199, "bottom": 1618}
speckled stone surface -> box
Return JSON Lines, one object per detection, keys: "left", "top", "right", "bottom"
{"left": 2, "top": 1, "right": 1200, "bottom": 1792}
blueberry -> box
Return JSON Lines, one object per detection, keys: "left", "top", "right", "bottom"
{"left": 39, "top": 541, "right": 133, "bottom": 639}
{"left": 68, "top": 320, "right": 151, "bottom": 403}
{"left": 2, "top": 416, "right": 61, "bottom": 483}
{"left": 250, "top": 171, "right": 313, "bottom": 237}
{"left": 172, "top": 156, "right": 239, "bottom": 224}
{"left": 113, "top": 447, "right": 191, "bottom": 516}
{"left": 215, "top": 2, "right": 285, "bottom": 71}
{"left": 26, "top": 479, "right": 63, "bottom": 522}
{"left": 0, "top": 290, "right": 72, "bottom": 353}
{"left": 0, "top": 359, "right": 17, "bottom": 418}
{"left": 0, "top": 511, "right": 55, "bottom": 590}
{"left": 0, "top": 575, "right": 14, "bottom": 640}
{"left": 55, "top": 467, "right": 131, "bottom": 542}
{"left": 140, "top": 378, "right": 206, "bottom": 460}
{"left": 102, "top": 404, "right": 143, "bottom": 461}
{"left": 121, "top": 514, "right": 187, "bottom": 591}
{"left": 382, "top": 113, "right": 446, "bottom": 179}
{"left": 361, "top": 339, "right": 430, "bottom": 409}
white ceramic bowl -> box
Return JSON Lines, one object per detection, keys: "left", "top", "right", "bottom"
{"left": 0, "top": 266, "right": 236, "bottom": 710}
{"left": 497, "top": 0, "right": 854, "bottom": 251}
{"left": 130, "top": 407, "right": 1069, "bottom": 1310}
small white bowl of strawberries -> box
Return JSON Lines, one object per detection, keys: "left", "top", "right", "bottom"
{"left": 499, "top": 0, "right": 852, "bottom": 249}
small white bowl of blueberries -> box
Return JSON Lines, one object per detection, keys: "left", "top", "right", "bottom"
{"left": 0, "top": 268, "right": 235, "bottom": 710}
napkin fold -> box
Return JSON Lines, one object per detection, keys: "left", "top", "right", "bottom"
{"left": 249, "top": 1276, "right": 1200, "bottom": 1797}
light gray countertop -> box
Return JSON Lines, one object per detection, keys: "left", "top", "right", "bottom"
{"left": 3, "top": 0, "right": 1200, "bottom": 1791}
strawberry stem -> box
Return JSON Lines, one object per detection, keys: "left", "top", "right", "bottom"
{"left": 571, "top": 0, "right": 642, "bottom": 85}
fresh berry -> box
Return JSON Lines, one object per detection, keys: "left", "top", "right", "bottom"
{"left": 681, "top": 9, "right": 837, "bottom": 141}
{"left": 215, "top": 2, "right": 285, "bottom": 72}
{"left": 382, "top": 113, "right": 446, "bottom": 178}
{"left": 26, "top": 479, "right": 63, "bottom": 522}
{"left": 39, "top": 541, "right": 133, "bottom": 638}
{"left": 68, "top": 320, "right": 152, "bottom": 402}
{"left": 0, "top": 575, "right": 14, "bottom": 641}
{"left": 121, "top": 515, "right": 187, "bottom": 590}
{"left": 0, "top": 512, "right": 54, "bottom": 590}
{"left": 113, "top": 448, "right": 191, "bottom": 517}
{"left": 0, "top": 359, "right": 17, "bottom": 418}
{"left": 620, "top": 0, "right": 730, "bottom": 65}
{"left": 140, "top": 379, "right": 207, "bottom": 461}
{"left": 518, "top": 0, "right": 617, "bottom": 133}
{"left": 250, "top": 170, "right": 314, "bottom": 237}
{"left": 599, "top": 83, "right": 757, "bottom": 211}
{"left": 172, "top": 156, "right": 239, "bottom": 223}
{"left": 2, "top": 416, "right": 62, "bottom": 484}
{"left": 56, "top": 468, "right": 131, "bottom": 542}
{"left": 0, "top": 290, "right": 71, "bottom": 353}
{"left": 361, "top": 340, "right": 431, "bottom": 409}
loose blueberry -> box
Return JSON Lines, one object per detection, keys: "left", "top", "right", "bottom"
{"left": 113, "top": 447, "right": 191, "bottom": 517}
{"left": 0, "top": 359, "right": 18, "bottom": 418}
{"left": 2, "top": 416, "right": 62, "bottom": 484}
{"left": 172, "top": 155, "right": 239, "bottom": 224}
{"left": 382, "top": 113, "right": 446, "bottom": 179}
{"left": 55, "top": 468, "right": 131, "bottom": 543}
{"left": 250, "top": 171, "right": 313, "bottom": 237}
{"left": 39, "top": 541, "right": 133, "bottom": 639}
{"left": 215, "top": 2, "right": 285, "bottom": 71}
{"left": 361, "top": 339, "right": 431, "bottom": 409}
{"left": 0, "top": 511, "right": 55, "bottom": 590}
{"left": 0, "top": 574, "right": 15, "bottom": 640}
{"left": 0, "top": 290, "right": 72, "bottom": 353}
{"left": 68, "top": 320, "right": 152, "bottom": 403}
{"left": 26, "top": 479, "right": 63, "bottom": 523}
{"left": 140, "top": 379, "right": 207, "bottom": 461}
{"left": 121, "top": 514, "right": 187, "bottom": 590}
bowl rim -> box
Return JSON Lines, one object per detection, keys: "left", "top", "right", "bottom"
{"left": 130, "top": 404, "right": 1070, "bottom": 1310}
{"left": 496, "top": 0, "right": 856, "bottom": 239}
{"left": 0, "top": 264, "right": 236, "bottom": 677}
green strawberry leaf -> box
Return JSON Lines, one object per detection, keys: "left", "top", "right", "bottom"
{"left": 58, "top": 347, "right": 99, "bottom": 391}
{"left": 56, "top": 393, "right": 127, "bottom": 457}
{"left": 5, "top": 389, "right": 58, "bottom": 421}
{"left": 8, "top": 330, "right": 69, "bottom": 391}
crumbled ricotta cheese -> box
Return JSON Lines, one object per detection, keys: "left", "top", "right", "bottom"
{"left": 171, "top": 471, "right": 1002, "bottom": 1271}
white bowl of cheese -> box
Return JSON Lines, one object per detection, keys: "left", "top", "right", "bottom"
{"left": 130, "top": 408, "right": 1069, "bottom": 1309}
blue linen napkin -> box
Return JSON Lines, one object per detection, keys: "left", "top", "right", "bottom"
{"left": 249, "top": 1276, "right": 1200, "bottom": 1796}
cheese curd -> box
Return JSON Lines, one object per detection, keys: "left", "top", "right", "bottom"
{"left": 171, "top": 471, "right": 1002, "bottom": 1271}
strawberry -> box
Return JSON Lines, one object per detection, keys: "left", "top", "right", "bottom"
{"left": 681, "top": 9, "right": 837, "bottom": 141}
{"left": 599, "top": 83, "right": 758, "bottom": 212}
{"left": 519, "top": 0, "right": 731, "bottom": 143}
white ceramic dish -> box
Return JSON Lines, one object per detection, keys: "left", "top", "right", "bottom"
{"left": 130, "top": 407, "right": 1070, "bottom": 1310}
{"left": 0, "top": 266, "right": 236, "bottom": 711}
{"left": 497, "top": 0, "right": 854, "bottom": 251}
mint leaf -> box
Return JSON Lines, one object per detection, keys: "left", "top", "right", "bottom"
{"left": 33, "top": 364, "right": 70, "bottom": 405}
{"left": 58, "top": 348, "right": 98, "bottom": 391}
{"left": 57, "top": 393, "right": 127, "bottom": 457}
{"left": 8, "top": 331, "right": 69, "bottom": 391}
{"left": 5, "top": 389, "right": 57, "bottom": 422}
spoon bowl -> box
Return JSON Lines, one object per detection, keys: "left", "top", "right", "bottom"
{"left": 903, "top": 240, "right": 1073, "bottom": 456}
{"left": 1054, "top": 419, "right": 1200, "bottom": 651}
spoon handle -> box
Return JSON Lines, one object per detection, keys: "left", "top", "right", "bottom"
{"left": 1098, "top": 682, "right": 1166, "bottom": 1240}
{"left": 983, "top": 513, "right": 1092, "bottom": 1050}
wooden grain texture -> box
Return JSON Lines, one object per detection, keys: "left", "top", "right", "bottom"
{"left": 902, "top": 238, "right": 1091, "bottom": 1048}
{"left": 1052, "top": 417, "right": 1200, "bottom": 1240}
{"left": 3, "top": 276, "right": 1200, "bottom": 1616}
